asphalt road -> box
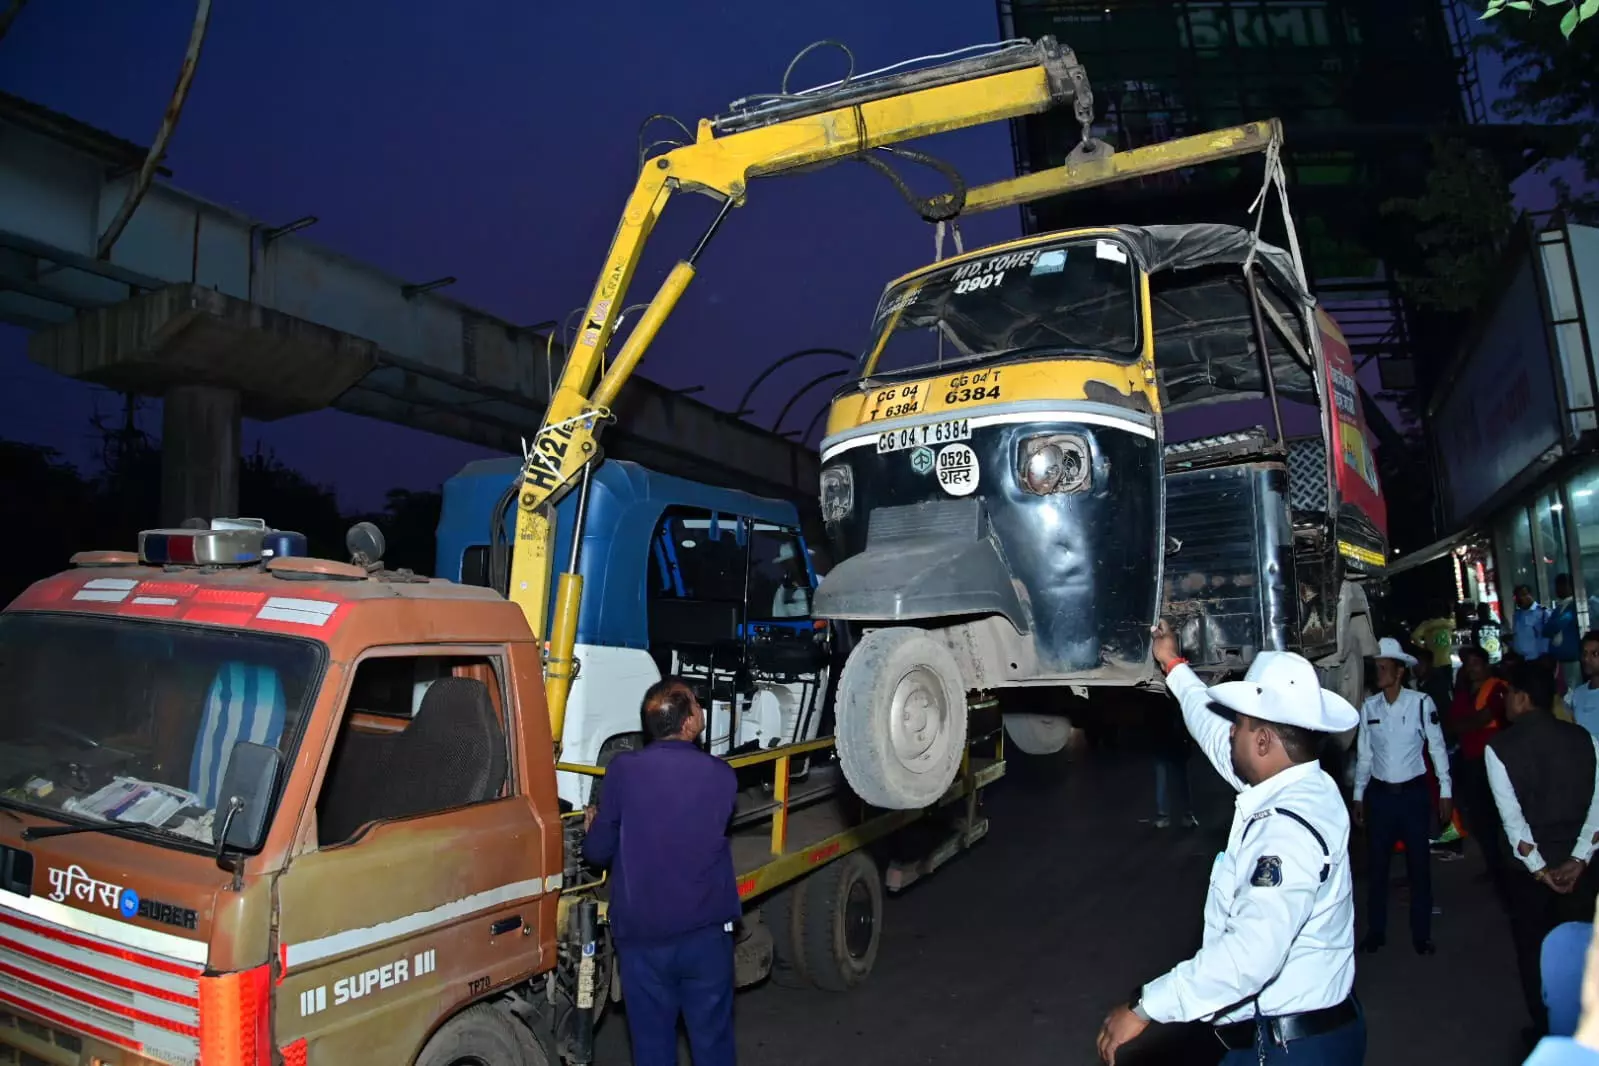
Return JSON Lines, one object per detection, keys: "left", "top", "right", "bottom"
{"left": 596, "top": 740, "right": 1529, "bottom": 1066}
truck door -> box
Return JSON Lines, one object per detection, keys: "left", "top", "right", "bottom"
{"left": 272, "top": 648, "right": 552, "bottom": 1064}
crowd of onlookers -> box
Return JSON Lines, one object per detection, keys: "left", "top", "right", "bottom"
{"left": 1392, "top": 584, "right": 1599, "bottom": 1057}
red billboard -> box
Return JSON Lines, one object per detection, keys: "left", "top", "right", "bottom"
{"left": 1318, "top": 310, "right": 1388, "bottom": 540}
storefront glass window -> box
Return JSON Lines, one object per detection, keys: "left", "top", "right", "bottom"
{"left": 1567, "top": 465, "right": 1599, "bottom": 629}
{"left": 1538, "top": 486, "right": 1572, "bottom": 602}
{"left": 1498, "top": 506, "right": 1537, "bottom": 603}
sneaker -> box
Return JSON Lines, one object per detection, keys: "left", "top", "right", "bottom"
{"left": 1153, "top": 816, "right": 1171, "bottom": 829}
{"left": 1182, "top": 813, "right": 1200, "bottom": 828}
{"left": 1431, "top": 824, "right": 1463, "bottom": 845}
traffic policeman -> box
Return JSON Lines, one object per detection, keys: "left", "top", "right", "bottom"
{"left": 1098, "top": 621, "right": 1364, "bottom": 1065}
{"left": 1353, "top": 637, "right": 1451, "bottom": 955}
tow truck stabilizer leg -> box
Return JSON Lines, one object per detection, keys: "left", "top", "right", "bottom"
{"left": 569, "top": 899, "right": 599, "bottom": 1064}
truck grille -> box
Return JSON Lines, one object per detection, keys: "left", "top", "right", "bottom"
{"left": 0, "top": 902, "right": 202, "bottom": 1066}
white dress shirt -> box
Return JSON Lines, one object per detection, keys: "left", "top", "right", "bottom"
{"left": 1352, "top": 688, "right": 1452, "bottom": 801}
{"left": 1139, "top": 665, "right": 1356, "bottom": 1026}
{"left": 1485, "top": 735, "right": 1599, "bottom": 873}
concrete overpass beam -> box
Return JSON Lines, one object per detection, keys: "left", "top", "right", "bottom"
{"left": 161, "top": 384, "right": 240, "bottom": 525}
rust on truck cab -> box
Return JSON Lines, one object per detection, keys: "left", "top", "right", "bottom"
{"left": 0, "top": 542, "right": 564, "bottom": 1066}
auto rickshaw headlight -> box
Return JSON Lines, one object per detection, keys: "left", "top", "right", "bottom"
{"left": 1017, "top": 433, "right": 1091, "bottom": 496}
{"left": 820, "top": 465, "right": 854, "bottom": 522}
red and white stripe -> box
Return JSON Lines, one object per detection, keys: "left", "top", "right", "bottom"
{"left": 0, "top": 897, "right": 203, "bottom": 1066}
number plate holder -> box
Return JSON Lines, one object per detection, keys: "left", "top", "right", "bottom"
{"left": 875, "top": 418, "right": 972, "bottom": 454}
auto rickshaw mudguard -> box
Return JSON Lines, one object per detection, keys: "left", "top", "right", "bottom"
{"left": 811, "top": 507, "right": 1030, "bottom": 633}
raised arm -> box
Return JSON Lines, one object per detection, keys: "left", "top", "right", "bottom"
{"left": 1152, "top": 621, "right": 1244, "bottom": 793}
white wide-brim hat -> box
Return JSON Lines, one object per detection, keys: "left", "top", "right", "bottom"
{"left": 1373, "top": 636, "right": 1418, "bottom": 668}
{"left": 1207, "top": 650, "right": 1360, "bottom": 733}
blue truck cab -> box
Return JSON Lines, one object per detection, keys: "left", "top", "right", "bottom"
{"left": 436, "top": 458, "right": 830, "bottom": 808}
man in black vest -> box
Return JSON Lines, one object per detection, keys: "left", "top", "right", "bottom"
{"left": 1487, "top": 662, "right": 1599, "bottom": 1039}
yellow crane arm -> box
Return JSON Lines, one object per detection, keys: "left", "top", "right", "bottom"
{"left": 509, "top": 37, "right": 1095, "bottom": 748}
{"left": 958, "top": 119, "right": 1283, "bottom": 216}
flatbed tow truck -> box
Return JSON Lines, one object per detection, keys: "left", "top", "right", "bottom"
{"left": 0, "top": 36, "right": 1095, "bottom": 1066}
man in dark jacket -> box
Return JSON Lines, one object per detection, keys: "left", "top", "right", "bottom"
{"left": 584, "top": 678, "right": 740, "bottom": 1066}
{"left": 1487, "top": 662, "right": 1599, "bottom": 1040}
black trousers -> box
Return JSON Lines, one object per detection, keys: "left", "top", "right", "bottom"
{"left": 1506, "top": 864, "right": 1599, "bottom": 1033}
{"left": 1365, "top": 778, "right": 1432, "bottom": 942}
{"left": 1455, "top": 754, "right": 1512, "bottom": 902}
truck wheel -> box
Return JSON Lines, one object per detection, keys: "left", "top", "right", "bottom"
{"left": 836, "top": 627, "right": 968, "bottom": 810}
{"left": 799, "top": 852, "right": 883, "bottom": 992}
{"left": 762, "top": 885, "right": 811, "bottom": 988}
{"left": 1003, "top": 713, "right": 1072, "bottom": 755}
{"left": 417, "top": 1003, "right": 544, "bottom": 1066}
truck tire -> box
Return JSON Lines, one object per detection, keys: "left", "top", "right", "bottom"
{"left": 798, "top": 852, "right": 883, "bottom": 992}
{"left": 417, "top": 1003, "right": 544, "bottom": 1066}
{"left": 762, "top": 884, "right": 811, "bottom": 988}
{"left": 1003, "top": 713, "right": 1072, "bottom": 755}
{"left": 836, "top": 627, "right": 968, "bottom": 810}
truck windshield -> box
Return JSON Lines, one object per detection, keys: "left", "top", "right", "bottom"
{"left": 862, "top": 236, "right": 1140, "bottom": 379}
{"left": 0, "top": 613, "right": 320, "bottom": 850}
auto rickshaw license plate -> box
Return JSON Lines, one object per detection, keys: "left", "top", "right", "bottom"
{"left": 875, "top": 418, "right": 971, "bottom": 454}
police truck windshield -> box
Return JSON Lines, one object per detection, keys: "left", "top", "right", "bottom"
{"left": 0, "top": 613, "right": 320, "bottom": 850}
{"left": 861, "top": 237, "right": 1141, "bottom": 380}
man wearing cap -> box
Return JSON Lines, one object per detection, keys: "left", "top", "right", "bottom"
{"left": 1352, "top": 637, "right": 1452, "bottom": 955}
{"left": 1098, "top": 622, "right": 1363, "bottom": 1065}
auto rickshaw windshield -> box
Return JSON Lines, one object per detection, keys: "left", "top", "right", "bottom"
{"left": 860, "top": 236, "right": 1141, "bottom": 380}
{"left": 0, "top": 612, "right": 321, "bottom": 851}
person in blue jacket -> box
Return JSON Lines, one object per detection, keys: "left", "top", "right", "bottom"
{"left": 584, "top": 678, "right": 740, "bottom": 1066}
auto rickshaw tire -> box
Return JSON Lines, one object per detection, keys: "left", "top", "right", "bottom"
{"left": 1002, "top": 712, "right": 1073, "bottom": 755}
{"left": 417, "top": 1003, "right": 541, "bottom": 1066}
{"left": 836, "top": 627, "right": 968, "bottom": 810}
{"left": 798, "top": 852, "right": 883, "bottom": 992}
{"left": 762, "top": 884, "right": 812, "bottom": 988}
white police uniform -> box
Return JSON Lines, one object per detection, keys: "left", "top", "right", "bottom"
{"left": 1354, "top": 687, "right": 1451, "bottom": 800}
{"left": 1135, "top": 655, "right": 1360, "bottom": 1060}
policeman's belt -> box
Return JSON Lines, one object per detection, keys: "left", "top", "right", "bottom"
{"left": 1366, "top": 774, "right": 1428, "bottom": 794}
{"left": 1213, "top": 996, "right": 1358, "bottom": 1051}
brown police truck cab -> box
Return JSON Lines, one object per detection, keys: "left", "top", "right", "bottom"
{"left": 0, "top": 517, "right": 1001, "bottom": 1066}
{"left": 0, "top": 523, "right": 572, "bottom": 1066}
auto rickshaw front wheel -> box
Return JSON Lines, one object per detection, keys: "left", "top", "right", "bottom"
{"left": 835, "top": 626, "right": 968, "bottom": 810}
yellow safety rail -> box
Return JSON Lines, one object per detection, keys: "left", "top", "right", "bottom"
{"left": 558, "top": 730, "right": 1005, "bottom": 903}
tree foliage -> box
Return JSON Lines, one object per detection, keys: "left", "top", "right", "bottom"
{"left": 0, "top": 428, "right": 444, "bottom": 607}
{"left": 1488, "top": 8, "right": 1598, "bottom": 221}
{"left": 1482, "top": 0, "right": 1598, "bottom": 40}
{"left": 1380, "top": 135, "right": 1517, "bottom": 315}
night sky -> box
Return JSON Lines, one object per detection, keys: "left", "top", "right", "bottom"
{"left": 0, "top": 1, "right": 1563, "bottom": 511}
{"left": 1, "top": 0, "right": 1034, "bottom": 509}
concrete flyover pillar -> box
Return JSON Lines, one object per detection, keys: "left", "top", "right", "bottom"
{"left": 160, "top": 384, "right": 240, "bottom": 526}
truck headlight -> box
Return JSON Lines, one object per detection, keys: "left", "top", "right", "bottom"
{"left": 820, "top": 465, "right": 853, "bottom": 522}
{"left": 1017, "top": 433, "right": 1091, "bottom": 496}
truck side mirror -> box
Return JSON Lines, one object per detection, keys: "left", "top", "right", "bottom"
{"left": 215, "top": 741, "right": 282, "bottom": 859}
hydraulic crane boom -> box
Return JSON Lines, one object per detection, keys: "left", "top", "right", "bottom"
{"left": 510, "top": 38, "right": 1096, "bottom": 746}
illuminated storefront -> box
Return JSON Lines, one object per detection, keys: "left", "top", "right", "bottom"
{"left": 1409, "top": 219, "right": 1599, "bottom": 645}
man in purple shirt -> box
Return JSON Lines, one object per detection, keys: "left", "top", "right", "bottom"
{"left": 584, "top": 678, "right": 740, "bottom": 1066}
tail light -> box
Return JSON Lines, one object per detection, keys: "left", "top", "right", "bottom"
{"left": 198, "top": 964, "right": 271, "bottom": 1066}
{"left": 1017, "top": 433, "right": 1091, "bottom": 496}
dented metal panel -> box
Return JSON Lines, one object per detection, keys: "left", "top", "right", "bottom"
{"left": 1163, "top": 459, "right": 1297, "bottom": 675}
